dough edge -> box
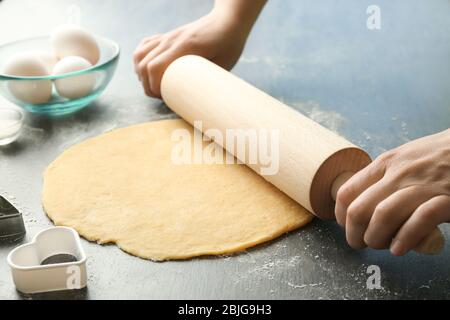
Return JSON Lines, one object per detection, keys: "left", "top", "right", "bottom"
{"left": 42, "top": 119, "right": 314, "bottom": 261}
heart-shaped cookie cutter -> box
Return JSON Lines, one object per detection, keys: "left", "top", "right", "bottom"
{"left": 7, "top": 226, "right": 87, "bottom": 294}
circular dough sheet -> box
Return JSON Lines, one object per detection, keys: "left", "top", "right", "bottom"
{"left": 43, "top": 119, "right": 313, "bottom": 261}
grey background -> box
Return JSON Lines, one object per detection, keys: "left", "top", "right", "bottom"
{"left": 0, "top": 0, "right": 449, "bottom": 299}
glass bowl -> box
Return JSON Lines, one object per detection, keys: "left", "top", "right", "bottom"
{"left": 0, "top": 36, "right": 120, "bottom": 117}
{"left": 0, "top": 107, "right": 24, "bottom": 146}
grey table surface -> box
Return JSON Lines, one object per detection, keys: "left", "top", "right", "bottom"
{"left": 0, "top": 0, "right": 449, "bottom": 300}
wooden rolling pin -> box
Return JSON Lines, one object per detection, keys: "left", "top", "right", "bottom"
{"left": 161, "top": 55, "right": 445, "bottom": 255}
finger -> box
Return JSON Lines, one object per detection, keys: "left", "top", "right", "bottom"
{"left": 138, "top": 41, "right": 171, "bottom": 97}
{"left": 345, "top": 177, "right": 395, "bottom": 249}
{"left": 134, "top": 40, "right": 160, "bottom": 83}
{"left": 146, "top": 48, "right": 184, "bottom": 98}
{"left": 138, "top": 34, "right": 161, "bottom": 47}
{"left": 134, "top": 39, "right": 160, "bottom": 72}
{"left": 363, "top": 186, "right": 434, "bottom": 249}
{"left": 137, "top": 56, "right": 151, "bottom": 96}
{"left": 391, "top": 195, "right": 450, "bottom": 256}
{"left": 335, "top": 158, "right": 386, "bottom": 227}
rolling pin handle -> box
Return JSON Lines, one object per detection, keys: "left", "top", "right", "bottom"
{"left": 330, "top": 172, "right": 445, "bottom": 255}
{"left": 331, "top": 171, "right": 355, "bottom": 201}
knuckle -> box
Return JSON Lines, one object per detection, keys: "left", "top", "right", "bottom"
{"left": 346, "top": 204, "right": 366, "bottom": 226}
{"left": 376, "top": 150, "right": 395, "bottom": 164}
{"left": 181, "top": 37, "right": 196, "bottom": 50}
{"left": 417, "top": 207, "right": 436, "bottom": 224}
{"left": 373, "top": 202, "right": 390, "bottom": 223}
{"left": 159, "top": 37, "right": 172, "bottom": 47}
{"left": 138, "top": 62, "right": 147, "bottom": 74}
{"left": 336, "top": 184, "right": 354, "bottom": 207}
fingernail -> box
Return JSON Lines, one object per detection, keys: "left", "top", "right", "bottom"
{"left": 390, "top": 239, "right": 405, "bottom": 256}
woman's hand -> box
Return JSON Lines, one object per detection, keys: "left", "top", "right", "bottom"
{"left": 335, "top": 129, "right": 450, "bottom": 256}
{"left": 133, "top": 1, "right": 264, "bottom": 98}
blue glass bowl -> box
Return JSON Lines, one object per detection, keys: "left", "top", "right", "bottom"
{"left": 0, "top": 36, "right": 120, "bottom": 117}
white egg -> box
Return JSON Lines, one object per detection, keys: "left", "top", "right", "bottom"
{"left": 51, "top": 25, "right": 100, "bottom": 65}
{"left": 2, "top": 53, "right": 52, "bottom": 104}
{"left": 32, "top": 51, "right": 59, "bottom": 71}
{"left": 53, "top": 56, "right": 95, "bottom": 99}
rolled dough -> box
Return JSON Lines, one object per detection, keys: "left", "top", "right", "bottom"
{"left": 43, "top": 119, "right": 313, "bottom": 261}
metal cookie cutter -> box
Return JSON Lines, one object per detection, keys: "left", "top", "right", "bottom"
{"left": 7, "top": 226, "right": 87, "bottom": 294}
{"left": 0, "top": 195, "right": 26, "bottom": 242}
